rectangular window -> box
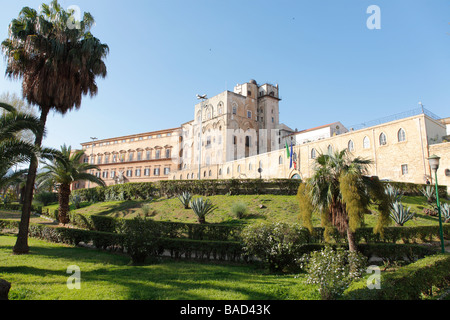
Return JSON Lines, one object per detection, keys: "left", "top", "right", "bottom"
{"left": 144, "top": 168, "right": 150, "bottom": 176}
{"left": 135, "top": 169, "right": 141, "bottom": 177}
{"left": 129, "top": 153, "right": 134, "bottom": 161}
{"left": 105, "top": 155, "right": 109, "bottom": 164}
{"left": 111, "top": 171, "right": 116, "bottom": 178}
{"left": 164, "top": 167, "right": 170, "bottom": 175}
{"left": 146, "top": 151, "right": 151, "bottom": 160}
{"left": 155, "top": 150, "right": 161, "bottom": 159}
{"left": 247, "top": 111, "right": 252, "bottom": 119}
{"left": 137, "top": 152, "right": 142, "bottom": 161}
{"left": 166, "top": 149, "right": 171, "bottom": 158}
{"left": 401, "top": 164, "right": 408, "bottom": 175}
{"left": 102, "top": 171, "right": 108, "bottom": 179}
{"left": 126, "top": 169, "right": 132, "bottom": 177}
{"left": 154, "top": 168, "right": 160, "bottom": 176}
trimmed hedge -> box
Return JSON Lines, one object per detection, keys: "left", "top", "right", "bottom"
{"left": 381, "top": 181, "right": 447, "bottom": 198}
{"left": 343, "top": 253, "right": 450, "bottom": 300}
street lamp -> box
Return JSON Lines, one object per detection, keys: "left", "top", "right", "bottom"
{"left": 88, "top": 137, "right": 98, "bottom": 188}
{"left": 196, "top": 94, "right": 207, "bottom": 180}
{"left": 427, "top": 155, "right": 445, "bottom": 254}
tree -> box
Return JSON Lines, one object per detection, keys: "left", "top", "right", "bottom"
{"left": 2, "top": 0, "right": 109, "bottom": 253}
{"left": 36, "top": 144, "right": 105, "bottom": 224}
{"left": 297, "top": 149, "right": 391, "bottom": 252}
{"left": 0, "top": 103, "right": 42, "bottom": 193}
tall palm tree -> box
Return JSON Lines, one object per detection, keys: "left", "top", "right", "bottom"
{"left": 2, "top": 0, "right": 109, "bottom": 253}
{"left": 297, "top": 149, "right": 391, "bottom": 252}
{"left": 36, "top": 144, "right": 105, "bottom": 224}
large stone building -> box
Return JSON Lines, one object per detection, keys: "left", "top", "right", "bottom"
{"left": 76, "top": 79, "right": 450, "bottom": 194}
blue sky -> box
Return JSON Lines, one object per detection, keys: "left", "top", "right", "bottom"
{"left": 1, "top": 0, "right": 450, "bottom": 149}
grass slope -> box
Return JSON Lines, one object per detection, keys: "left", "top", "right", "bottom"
{"left": 0, "top": 235, "right": 319, "bottom": 300}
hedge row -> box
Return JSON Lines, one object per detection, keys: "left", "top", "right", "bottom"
{"left": 381, "top": 181, "right": 448, "bottom": 198}
{"left": 343, "top": 253, "right": 450, "bottom": 300}
{"left": 70, "top": 179, "right": 303, "bottom": 201}
{"left": 0, "top": 219, "right": 244, "bottom": 262}
{"left": 48, "top": 210, "right": 450, "bottom": 244}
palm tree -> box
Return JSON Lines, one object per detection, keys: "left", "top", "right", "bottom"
{"left": 2, "top": 0, "right": 109, "bottom": 253}
{"left": 36, "top": 144, "right": 105, "bottom": 224}
{"left": 297, "top": 149, "right": 391, "bottom": 252}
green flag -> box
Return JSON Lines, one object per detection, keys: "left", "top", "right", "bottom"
{"left": 285, "top": 141, "right": 290, "bottom": 158}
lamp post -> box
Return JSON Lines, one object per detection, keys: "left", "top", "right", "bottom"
{"left": 428, "top": 155, "right": 445, "bottom": 254}
{"left": 196, "top": 94, "right": 207, "bottom": 180}
{"left": 88, "top": 137, "right": 97, "bottom": 188}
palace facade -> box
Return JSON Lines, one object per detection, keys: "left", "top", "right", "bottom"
{"left": 76, "top": 79, "right": 450, "bottom": 194}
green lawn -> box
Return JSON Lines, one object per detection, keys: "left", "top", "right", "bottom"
{"left": 0, "top": 235, "right": 319, "bottom": 300}
{"left": 40, "top": 194, "right": 448, "bottom": 228}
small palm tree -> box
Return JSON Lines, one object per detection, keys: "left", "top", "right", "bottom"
{"left": 36, "top": 144, "right": 105, "bottom": 224}
{"left": 390, "top": 201, "right": 415, "bottom": 226}
{"left": 178, "top": 191, "right": 192, "bottom": 209}
{"left": 297, "top": 149, "right": 391, "bottom": 252}
{"left": 190, "top": 198, "right": 216, "bottom": 224}
{"left": 441, "top": 203, "right": 450, "bottom": 223}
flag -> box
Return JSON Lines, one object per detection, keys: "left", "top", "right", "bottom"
{"left": 290, "top": 142, "right": 293, "bottom": 169}
{"left": 285, "top": 141, "right": 290, "bottom": 159}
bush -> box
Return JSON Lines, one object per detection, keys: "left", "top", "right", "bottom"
{"left": 177, "top": 191, "right": 192, "bottom": 209}
{"left": 241, "top": 221, "right": 310, "bottom": 272}
{"left": 231, "top": 202, "right": 247, "bottom": 219}
{"left": 34, "top": 192, "right": 58, "bottom": 206}
{"left": 190, "top": 198, "right": 216, "bottom": 224}
{"left": 299, "top": 246, "right": 368, "bottom": 300}
{"left": 120, "top": 217, "right": 163, "bottom": 264}
{"left": 343, "top": 254, "right": 450, "bottom": 300}
{"left": 390, "top": 202, "right": 415, "bottom": 226}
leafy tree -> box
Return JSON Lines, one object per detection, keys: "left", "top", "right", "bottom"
{"left": 2, "top": 0, "right": 109, "bottom": 253}
{"left": 36, "top": 144, "right": 105, "bottom": 224}
{"left": 297, "top": 149, "right": 391, "bottom": 252}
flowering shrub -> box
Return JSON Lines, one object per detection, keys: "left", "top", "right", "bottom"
{"left": 298, "top": 246, "right": 367, "bottom": 300}
{"left": 241, "top": 221, "right": 309, "bottom": 272}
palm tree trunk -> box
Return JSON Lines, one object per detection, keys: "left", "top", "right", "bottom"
{"left": 347, "top": 228, "right": 357, "bottom": 253}
{"left": 13, "top": 107, "right": 49, "bottom": 254}
{"left": 58, "top": 183, "right": 71, "bottom": 224}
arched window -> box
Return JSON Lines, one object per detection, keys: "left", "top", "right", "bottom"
{"left": 227, "top": 167, "right": 230, "bottom": 175}
{"left": 398, "top": 128, "right": 406, "bottom": 142}
{"left": 209, "top": 170, "right": 212, "bottom": 177}
{"left": 327, "top": 145, "right": 333, "bottom": 154}
{"left": 279, "top": 156, "right": 283, "bottom": 165}
{"left": 379, "top": 133, "right": 387, "bottom": 146}
{"left": 232, "top": 106, "right": 237, "bottom": 115}
{"left": 348, "top": 140, "right": 355, "bottom": 152}
{"left": 363, "top": 136, "right": 370, "bottom": 149}
{"left": 219, "top": 168, "right": 222, "bottom": 176}
{"left": 311, "top": 148, "right": 317, "bottom": 159}
{"left": 249, "top": 163, "right": 252, "bottom": 171}
{"left": 259, "top": 161, "right": 263, "bottom": 169}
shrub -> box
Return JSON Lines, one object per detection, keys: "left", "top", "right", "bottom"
{"left": 390, "top": 202, "right": 415, "bottom": 226}
{"left": 421, "top": 186, "right": 436, "bottom": 204}
{"left": 33, "top": 191, "right": 58, "bottom": 206}
{"left": 178, "top": 191, "right": 192, "bottom": 209}
{"left": 441, "top": 203, "right": 450, "bottom": 223}
{"left": 190, "top": 198, "right": 216, "bottom": 224}
{"left": 299, "top": 246, "right": 368, "bottom": 300}
{"left": 343, "top": 254, "right": 450, "bottom": 300}
{"left": 120, "top": 217, "right": 162, "bottom": 264}
{"left": 70, "top": 194, "right": 82, "bottom": 209}
{"left": 241, "top": 221, "right": 310, "bottom": 272}
{"left": 231, "top": 202, "right": 247, "bottom": 219}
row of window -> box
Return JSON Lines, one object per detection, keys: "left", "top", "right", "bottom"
{"left": 86, "top": 149, "right": 172, "bottom": 164}
{"left": 95, "top": 167, "right": 170, "bottom": 179}
{"left": 87, "top": 133, "right": 172, "bottom": 149}
{"left": 310, "top": 128, "right": 407, "bottom": 159}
